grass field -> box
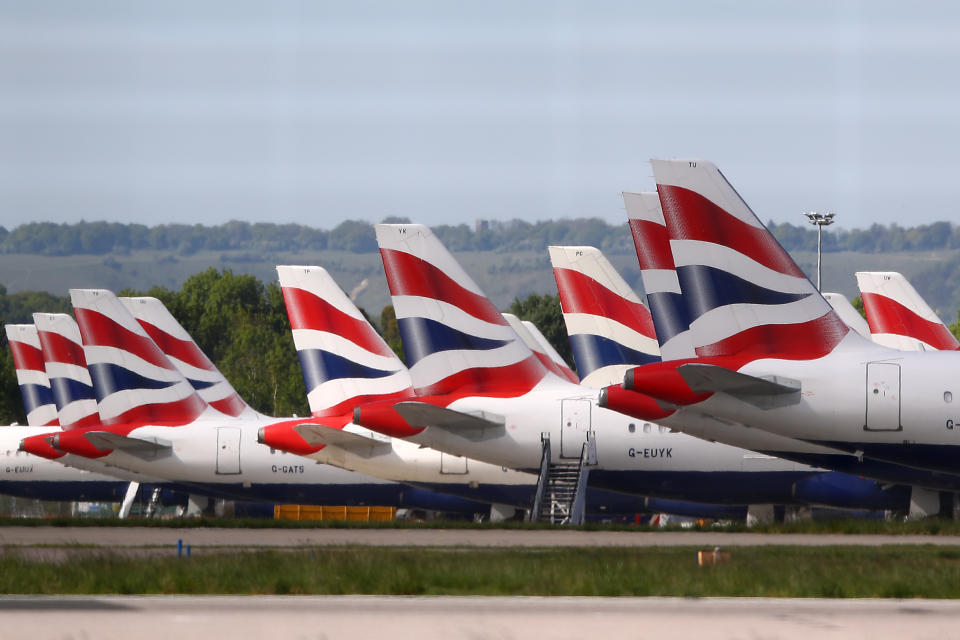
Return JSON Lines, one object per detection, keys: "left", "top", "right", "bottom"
{"left": 6, "top": 516, "right": 960, "bottom": 535}
{"left": 1, "top": 545, "right": 959, "bottom": 597}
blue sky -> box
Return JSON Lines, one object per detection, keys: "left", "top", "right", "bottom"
{"left": 3, "top": 1, "right": 960, "bottom": 231}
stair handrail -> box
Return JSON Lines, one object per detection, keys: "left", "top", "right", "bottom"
{"left": 530, "top": 432, "right": 551, "bottom": 522}
{"left": 569, "top": 431, "right": 597, "bottom": 525}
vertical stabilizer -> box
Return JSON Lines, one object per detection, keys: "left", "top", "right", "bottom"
{"left": 650, "top": 159, "right": 850, "bottom": 359}
{"left": 623, "top": 191, "right": 697, "bottom": 360}
{"left": 5, "top": 324, "right": 59, "bottom": 426}
{"left": 520, "top": 320, "right": 579, "bottom": 383}
{"left": 33, "top": 313, "right": 100, "bottom": 429}
{"left": 502, "top": 313, "right": 577, "bottom": 383}
{"left": 121, "top": 297, "right": 254, "bottom": 417}
{"left": 70, "top": 289, "right": 207, "bottom": 425}
{"left": 822, "top": 293, "right": 872, "bottom": 339}
{"left": 277, "top": 265, "right": 415, "bottom": 416}
{"left": 856, "top": 271, "right": 959, "bottom": 351}
{"left": 375, "top": 223, "right": 548, "bottom": 396}
{"left": 548, "top": 244, "right": 660, "bottom": 387}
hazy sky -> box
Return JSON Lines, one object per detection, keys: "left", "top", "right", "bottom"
{"left": 3, "top": 1, "right": 960, "bottom": 231}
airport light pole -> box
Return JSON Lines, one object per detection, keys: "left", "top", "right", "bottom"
{"left": 803, "top": 211, "right": 835, "bottom": 292}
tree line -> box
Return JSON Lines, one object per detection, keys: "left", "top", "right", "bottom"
{"left": 2, "top": 218, "right": 958, "bottom": 258}
{"left": 0, "top": 270, "right": 571, "bottom": 426}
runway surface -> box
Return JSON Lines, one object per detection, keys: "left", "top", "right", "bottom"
{"left": 1, "top": 526, "right": 960, "bottom": 549}
{"left": 1, "top": 595, "right": 957, "bottom": 640}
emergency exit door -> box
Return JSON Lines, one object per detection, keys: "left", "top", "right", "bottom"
{"left": 864, "top": 362, "right": 901, "bottom": 431}
{"left": 216, "top": 427, "right": 242, "bottom": 474}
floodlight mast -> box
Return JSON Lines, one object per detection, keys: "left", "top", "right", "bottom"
{"left": 803, "top": 211, "right": 835, "bottom": 291}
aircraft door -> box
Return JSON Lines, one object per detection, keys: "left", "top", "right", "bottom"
{"left": 864, "top": 362, "right": 901, "bottom": 431}
{"left": 216, "top": 427, "right": 242, "bottom": 474}
{"left": 440, "top": 452, "right": 468, "bottom": 474}
{"left": 561, "top": 399, "right": 592, "bottom": 458}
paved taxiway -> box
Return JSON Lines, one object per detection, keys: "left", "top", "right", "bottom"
{"left": 2, "top": 526, "right": 960, "bottom": 549}
{"left": 2, "top": 595, "right": 957, "bottom": 640}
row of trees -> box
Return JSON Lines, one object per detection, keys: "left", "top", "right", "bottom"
{"left": 0, "top": 270, "right": 571, "bottom": 425}
{"left": 2, "top": 218, "right": 958, "bottom": 258}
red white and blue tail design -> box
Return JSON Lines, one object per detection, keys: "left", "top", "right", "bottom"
{"left": 501, "top": 313, "right": 578, "bottom": 383}
{"left": 375, "top": 223, "right": 549, "bottom": 396}
{"left": 70, "top": 289, "right": 207, "bottom": 425}
{"left": 277, "top": 265, "right": 415, "bottom": 417}
{"left": 121, "top": 297, "right": 254, "bottom": 418}
{"left": 5, "top": 324, "right": 59, "bottom": 426}
{"left": 651, "top": 160, "right": 850, "bottom": 359}
{"left": 856, "top": 271, "right": 959, "bottom": 351}
{"left": 520, "top": 320, "right": 579, "bottom": 383}
{"left": 33, "top": 313, "right": 100, "bottom": 429}
{"left": 822, "top": 293, "right": 872, "bottom": 338}
{"left": 623, "top": 191, "right": 697, "bottom": 360}
{"left": 548, "top": 245, "right": 660, "bottom": 387}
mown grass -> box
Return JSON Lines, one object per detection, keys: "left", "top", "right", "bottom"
{"left": 2, "top": 546, "right": 960, "bottom": 597}
{"left": 5, "top": 515, "right": 960, "bottom": 536}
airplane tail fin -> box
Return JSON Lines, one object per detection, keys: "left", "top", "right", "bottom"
{"left": 121, "top": 296, "right": 254, "bottom": 417}
{"left": 548, "top": 245, "right": 660, "bottom": 387}
{"left": 501, "top": 313, "right": 578, "bottom": 383}
{"left": 856, "top": 271, "right": 959, "bottom": 351}
{"left": 519, "top": 320, "right": 579, "bottom": 383}
{"left": 623, "top": 191, "right": 697, "bottom": 360}
{"left": 33, "top": 313, "right": 100, "bottom": 429}
{"left": 5, "top": 324, "right": 59, "bottom": 426}
{"left": 650, "top": 159, "right": 852, "bottom": 359}
{"left": 276, "top": 265, "right": 415, "bottom": 417}
{"left": 375, "top": 223, "right": 548, "bottom": 396}
{"left": 821, "top": 293, "right": 872, "bottom": 338}
{"left": 70, "top": 289, "right": 207, "bottom": 425}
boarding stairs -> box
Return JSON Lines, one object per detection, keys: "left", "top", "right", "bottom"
{"left": 143, "top": 486, "right": 163, "bottom": 518}
{"left": 531, "top": 432, "right": 596, "bottom": 525}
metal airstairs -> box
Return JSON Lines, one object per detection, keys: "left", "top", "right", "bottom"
{"left": 143, "top": 486, "right": 163, "bottom": 518}
{"left": 531, "top": 432, "right": 596, "bottom": 525}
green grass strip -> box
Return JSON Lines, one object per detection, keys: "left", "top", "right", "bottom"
{"left": 2, "top": 546, "right": 960, "bottom": 597}
{"left": 5, "top": 516, "right": 960, "bottom": 535}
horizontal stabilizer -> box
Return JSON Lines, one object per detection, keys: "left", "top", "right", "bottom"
{"left": 677, "top": 364, "right": 801, "bottom": 409}
{"left": 393, "top": 401, "right": 505, "bottom": 441}
{"left": 83, "top": 431, "right": 172, "bottom": 460}
{"left": 294, "top": 424, "right": 391, "bottom": 458}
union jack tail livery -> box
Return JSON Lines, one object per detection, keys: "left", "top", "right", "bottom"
{"left": 70, "top": 289, "right": 207, "bottom": 425}
{"left": 548, "top": 245, "right": 660, "bottom": 387}
{"left": 822, "top": 293, "right": 872, "bottom": 338}
{"left": 520, "top": 320, "right": 579, "bottom": 383}
{"left": 5, "top": 324, "right": 59, "bottom": 426}
{"left": 856, "top": 271, "right": 959, "bottom": 351}
{"left": 651, "top": 160, "right": 851, "bottom": 359}
{"left": 623, "top": 191, "right": 696, "bottom": 360}
{"left": 501, "top": 313, "right": 578, "bottom": 383}
{"left": 121, "top": 297, "right": 254, "bottom": 417}
{"left": 277, "top": 265, "right": 415, "bottom": 417}
{"left": 33, "top": 313, "right": 100, "bottom": 429}
{"left": 375, "top": 223, "right": 548, "bottom": 396}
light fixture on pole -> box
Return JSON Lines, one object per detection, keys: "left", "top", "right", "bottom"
{"left": 803, "top": 211, "right": 835, "bottom": 292}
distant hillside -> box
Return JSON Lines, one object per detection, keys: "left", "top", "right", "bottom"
{"left": 2, "top": 218, "right": 960, "bottom": 323}
{"left": 4, "top": 217, "right": 960, "bottom": 257}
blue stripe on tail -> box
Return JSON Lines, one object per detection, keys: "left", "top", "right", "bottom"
{"left": 87, "top": 363, "right": 179, "bottom": 402}
{"left": 48, "top": 376, "right": 96, "bottom": 408}
{"left": 397, "top": 317, "right": 510, "bottom": 366}
{"left": 676, "top": 265, "right": 811, "bottom": 322}
{"left": 569, "top": 333, "right": 660, "bottom": 378}
{"left": 297, "top": 349, "right": 397, "bottom": 392}
{"left": 18, "top": 383, "right": 55, "bottom": 415}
